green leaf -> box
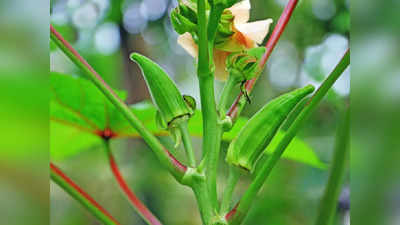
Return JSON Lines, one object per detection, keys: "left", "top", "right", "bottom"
{"left": 264, "top": 130, "right": 327, "bottom": 169}
{"left": 50, "top": 121, "right": 102, "bottom": 160}
{"left": 51, "top": 72, "right": 324, "bottom": 168}
{"left": 50, "top": 72, "right": 167, "bottom": 160}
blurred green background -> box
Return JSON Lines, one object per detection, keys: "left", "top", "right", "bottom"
{"left": 48, "top": 0, "right": 349, "bottom": 225}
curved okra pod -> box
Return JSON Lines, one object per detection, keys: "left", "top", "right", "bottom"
{"left": 130, "top": 53, "right": 196, "bottom": 150}
{"left": 226, "top": 85, "right": 315, "bottom": 172}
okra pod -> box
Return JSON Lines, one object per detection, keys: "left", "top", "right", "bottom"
{"left": 226, "top": 85, "right": 315, "bottom": 172}
{"left": 130, "top": 53, "right": 194, "bottom": 128}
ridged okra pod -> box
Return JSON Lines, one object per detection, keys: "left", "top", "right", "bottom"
{"left": 130, "top": 53, "right": 196, "bottom": 151}
{"left": 226, "top": 85, "right": 315, "bottom": 172}
{"left": 130, "top": 53, "right": 194, "bottom": 125}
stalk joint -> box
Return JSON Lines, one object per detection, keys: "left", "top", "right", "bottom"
{"left": 181, "top": 167, "right": 206, "bottom": 186}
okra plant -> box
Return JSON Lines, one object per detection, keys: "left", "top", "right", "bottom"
{"left": 50, "top": 0, "right": 349, "bottom": 224}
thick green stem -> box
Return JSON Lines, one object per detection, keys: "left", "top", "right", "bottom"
{"left": 207, "top": 5, "right": 223, "bottom": 68}
{"left": 314, "top": 107, "right": 349, "bottom": 225}
{"left": 197, "top": 0, "right": 210, "bottom": 78}
{"left": 50, "top": 25, "right": 187, "bottom": 182}
{"left": 199, "top": 76, "right": 222, "bottom": 209}
{"left": 192, "top": 178, "right": 215, "bottom": 225}
{"left": 207, "top": 5, "right": 224, "bottom": 41}
{"left": 227, "top": 49, "right": 350, "bottom": 225}
{"left": 50, "top": 163, "right": 121, "bottom": 225}
{"left": 220, "top": 166, "right": 241, "bottom": 214}
{"left": 197, "top": 0, "right": 220, "bottom": 210}
{"left": 179, "top": 122, "right": 197, "bottom": 167}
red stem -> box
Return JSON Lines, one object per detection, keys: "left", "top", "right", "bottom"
{"left": 227, "top": 0, "right": 299, "bottom": 119}
{"left": 107, "top": 147, "right": 163, "bottom": 225}
{"left": 50, "top": 24, "right": 187, "bottom": 176}
{"left": 225, "top": 202, "right": 239, "bottom": 221}
{"left": 50, "top": 163, "right": 121, "bottom": 225}
{"left": 225, "top": 0, "right": 299, "bottom": 220}
{"left": 50, "top": 25, "right": 120, "bottom": 99}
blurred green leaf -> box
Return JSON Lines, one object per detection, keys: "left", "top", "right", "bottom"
{"left": 265, "top": 130, "right": 327, "bottom": 169}
{"left": 51, "top": 72, "right": 324, "bottom": 168}
{"left": 50, "top": 72, "right": 166, "bottom": 160}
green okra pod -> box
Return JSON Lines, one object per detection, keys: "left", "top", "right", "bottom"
{"left": 226, "top": 85, "right": 315, "bottom": 172}
{"left": 130, "top": 53, "right": 194, "bottom": 128}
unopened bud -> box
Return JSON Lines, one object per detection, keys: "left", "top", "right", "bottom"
{"left": 170, "top": 4, "right": 198, "bottom": 34}
{"left": 226, "top": 47, "right": 266, "bottom": 81}
{"left": 215, "top": 10, "right": 235, "bottom": 47}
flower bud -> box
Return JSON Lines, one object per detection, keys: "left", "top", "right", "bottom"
{"left": 170, "top": 4, "right": 198, "bottom": 35}
{"left": 226, "top": 47, "right": 266, "bottom": 81}
{"left": 214, "top": 10, "right": 235, "bottom": 48}
{"left": 130, "top": 53, "right": 193, "bottom": 128}
{"left": 226, "top": 85, "right": 315, "bottom": 172}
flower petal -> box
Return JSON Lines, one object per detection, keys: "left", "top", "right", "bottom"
{"left": 229, "top": 0, "right": 251, "bottom": 25}
{"left": 214, "top": 50, "right": 230, "bottom": 80}
{"left": 177, "top": 32, "right": 198, "bottom": 57}
{"left": 235, "top": 19, "right": 273, "bottom": 45}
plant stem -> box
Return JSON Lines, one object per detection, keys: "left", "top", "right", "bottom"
{"left": 206, "top": 4, "right": 224, "bottom": 69}
{"left": 197, "top": 0, "right": 220, "bottom": 210}
{"left": 218, "top": 75, "right": 238, "bottom": 117}
{"left": 227, "top": 49, "right": 350, "bottom": 225}
{"left": 207, "top": 5, "right": 224, "bottom": 41}
{"left": 179, "top": 122, "right": 197, "bottom": 167}
{"left": 259, "top": 0, "right": 299, "bottom": 68}
{"left": 191, "top": 175, "right": 215, "bottom": 225}
{"left": 220, "top": 166, "right": 241, "bottom": 214}
{"left": 104, "top": 141, "right": 163, "bottom": 225}
{"left": 197, "top": 0, "right": 210, "bottom": 78}
{"left": 50, "top": 25, "right": 187, "bottom": 182}
{"left": 199, "top": 75, "right": 222, "bottom": 211}
{"left": 50, "top": 163, "right": 121, "bottom": 225}
{"left": 314, "top": 107, "right": 350, "bottom": 225}
{"left": 227, "top": 0, "right": 299, "bottom": 120}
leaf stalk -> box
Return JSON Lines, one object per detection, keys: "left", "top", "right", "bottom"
{"left": 104, "top": 141, "right": 163, "bottom": 225}
{"left": 50, "top": 25, "right": 187, "bottom": 182}
{"left": 50, "top": 163, "right": 121, "bottom": 225}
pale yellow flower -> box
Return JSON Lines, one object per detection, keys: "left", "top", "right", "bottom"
{"left": 177, "top": 0, "right": 273, "bottom": 80}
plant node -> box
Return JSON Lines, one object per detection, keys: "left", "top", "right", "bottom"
{"left": 181, "top": 167, "right": 206, "bottom": 186}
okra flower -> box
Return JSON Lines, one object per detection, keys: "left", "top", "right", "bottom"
{"left": 176, "top": 0, "right": 273, "bottom": 80}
